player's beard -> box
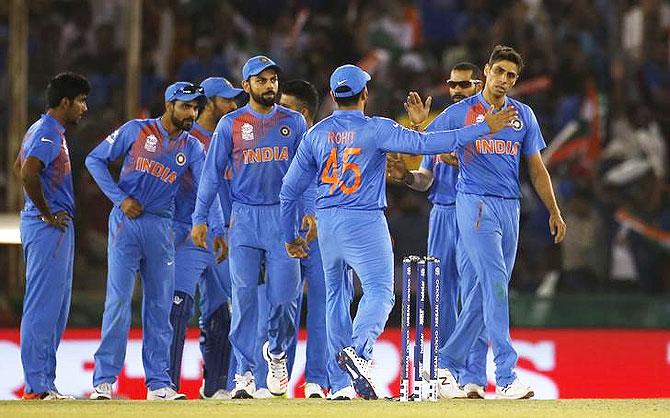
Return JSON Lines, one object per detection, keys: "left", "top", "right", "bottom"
{"left": 451, "top": 93, "right": 466, "bottom": 103}
{"left": 171, "top": 112, "right": 194, "bottom": 131}
{"left": 250, "top": 88, "right": 276, "bottom": 107}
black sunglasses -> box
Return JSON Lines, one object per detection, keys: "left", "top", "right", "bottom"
{"left": 446, "top": 79, "right": 481, "bottom": 89}
{"left": 177, "top": 84, "right": 204, "bottom": 95}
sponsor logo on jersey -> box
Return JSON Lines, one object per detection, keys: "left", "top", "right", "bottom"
{"left": 509, "top": 116, "right": 523, "bottom": 131}
{"left": 105, "top": 129, "right": 119, "bottom": 144}
{"left": 241, "top": 123, "right": 254, "bottom": 141}
{"left": 175, "top": 152, "right": 186, "bottom": 166}
{"left": 135, "top": 157, "right": 177, "bottom": 184}
{"left": 280, "top": 126, "right": 291, "bottom": 137}
{"left": 475, "top": 139, "right": 520, "bottom": 156}
{"left": 242, "top": 146, "right": 289, "bottom": 164}
{"left": 144, "top": 134, "right": 158, "bottom": 152}
{"left": 475, "top": 114, "right": 485, "bottom": 124}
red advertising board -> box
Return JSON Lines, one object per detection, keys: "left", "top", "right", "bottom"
{"left": 1, "top": 328, "right": 668, "bottom": 399}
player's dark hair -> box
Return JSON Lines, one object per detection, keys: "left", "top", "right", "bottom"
{"left": 333, "top": 90, "right": 363, "bottom": 107}
{"left": 46, "top": 72, "right": 90, "bottom": 109}
{"left": 488, "top": 45, "right": 524, "bottom": 74}
{"left": 280, "top": 79, "right": 320, "bottom": 117}
{"left": 451, "top": 62, "right": 483, "bottom": 80}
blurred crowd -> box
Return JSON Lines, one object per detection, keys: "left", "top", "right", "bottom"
{"left": 0, "top": 0, "right": 668, "bottom": 297}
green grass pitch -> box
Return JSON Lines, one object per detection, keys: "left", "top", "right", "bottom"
{"left": 1, "top": 399, "right": 669, "bottom": 418}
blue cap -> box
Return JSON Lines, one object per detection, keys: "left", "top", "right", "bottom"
{"left": 164, "top": 82, "right": 207, "bottom": 107}
{"left": 201, "top": 77, "right": 243, "bottom": 99}
{"left": 242, "top": 55, "right": 281, "bottom": 80}
{"left": 330, "top": 64, "right": 371, "bottom": 98}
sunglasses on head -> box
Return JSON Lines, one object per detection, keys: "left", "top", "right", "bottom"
{"left": 446, "top": 79, "right": 481, "bottom": 89}
{"left": 176, "top": 84, "right": 204, "bottom": 95}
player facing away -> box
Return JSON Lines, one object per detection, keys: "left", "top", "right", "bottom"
{"left": 191, "top": 56, "right": 308, "bottom": 399}
{"left": 16, "top": 72, "right": 89, "bottom": 400}
{"left": 278, "top": 80, "right": 356, "bottom": 399}
{"left": 168, "top": 77, "right": 243, "bottom": 400}
{"left": 279, "top": 64, "right": 516, "bottom": 400}
{"left": 387, "top": 62, "right": 490, "bottom": 399}
{"left": 86, "top": 82, "right": 213, "bottom": 401}
{"left": 432, "top": 46, "right": 567, "bottom": 400}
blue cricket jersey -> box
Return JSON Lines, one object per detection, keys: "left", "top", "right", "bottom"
{"left": 420, "top": 111, "right": 460, "bottom": 205}
{"left": 279, "top": 109, "right": 490, "bottom": 241}
{"left": 19, "top": 114, "right": 75, "bottom": 216}
{"left": 449, "top": 93, "right": 546, "bottom": 198}
{"left": 86, "top": 118, "right": 207, "bottom": 219}
{"left": 174, "top": 121, "right": 226, "bottom": 235}
{"left": 192, "top": 103, "right": 307, "bottom": 225}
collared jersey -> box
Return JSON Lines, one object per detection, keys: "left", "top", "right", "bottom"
{"left": 86, "top": 118, "right": 205, "bottom": 218}
{"left": 193, "top": 104, "right": 307, "bottom": 225}
{"left": 279, "top": 109, "right": 489, "bottom": 241}
{"left": 447, "top": 93, "right": 546, "bottom": 198}
{"left": 19, "top": 114, "right": 74, "bottom": 216}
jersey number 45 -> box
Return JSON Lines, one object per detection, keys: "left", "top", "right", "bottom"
{"left": 321, "top": 147, "right": 361, "bottom": 195}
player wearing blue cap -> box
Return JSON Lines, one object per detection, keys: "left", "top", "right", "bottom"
{"left": 191, "top": 56, "right": 308, "bottom": 398}
{"left": 425, "top": 46, "right": 566, "bottom": 400}
{"left": 168, "top": 77, "right": 243, "bottom": 400}
{"left": 87, "top": 82, "right": 215, "bottom": 401}
{"left": 279, "top": 64, "right": 515, "bottom": 400}
{"left": 16, "top": 72, "right": 89, "bottom": 400}
{"left": 387, "top": 62, "right": 489, "bottom": 399}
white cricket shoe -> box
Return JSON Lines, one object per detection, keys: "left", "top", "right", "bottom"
{"left": 262, "top": 341, "right": 289, "bottom": 396}
{"left": 43, "top": 390, "right": 75, "bottom": 400}
{"left": 89, "top": 383, "right": 113, "bottom": 400}
{"left": 304, "top": 382, "right": 326, "bottom": 399}
{"left": 146, "top": 386, "right": 187, "bottom": 400}
{"left": 253, "top": 388, "right": 274, "bottom": 399}
{"left": 437, "top": 368, "right": 466, "bottom": 399}
{"left": 336, "top": 347, "right": 377, "bottom": 400}
{"left": 328, "top": 386, "right": 357, "bottom": 400}
{"left": 199, "top": 385, "right": 231, "bottom": 400}
{"left": 231, "top": 371, "right": 256, "bottom": 399}
{"left": 495, "top": 378, "right": 534, "bottom": 400}
{"left": 463, "top": 383, "right": 485, "bottom": 399}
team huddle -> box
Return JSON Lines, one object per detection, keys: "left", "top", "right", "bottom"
{"left": 16, "top": 45, "right": 566, "bottom": 401}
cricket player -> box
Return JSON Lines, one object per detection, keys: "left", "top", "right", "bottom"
{"left": 86, "top": 82, "right": 211, "bottom": 401}
{"left": 16, "top": 72, "right": 89, "bottom": 400}
{"left": 431, "top": 46, "right": 566, "bottom": 400}
{"left": 279, "top": 79, "right": 356, "bottom": 398}
{"left": 168, "top": 77, "right": 243, "bottom": 400}
{"left": 279, "top": 64, "right": 515, "bottom": 400}
{"left": 387, "top": 62, "right": 489, "bottom": 399}
{"left": 191, "top": 56, "right": 308, "bottom": 399}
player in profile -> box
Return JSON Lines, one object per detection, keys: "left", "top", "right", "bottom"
{"left": 16, "top": 72, "right": 89, "bottom": 400}
{"left": 168, "top": 77, "right": 243, "bottom": 399}
{"left": 387, "top": 62, "right": 489, "bottom": 399}
{"left": 279, "top": 64, "right": 515, "bottom": 400}
{"left": 191, "top": 56, "right": 308, "bottom": 399}
{"left": 420, "top": 45, "right": 566, "bottom": 400}
{"left": 86, "top": 82, "right": 216, "bottom": 401}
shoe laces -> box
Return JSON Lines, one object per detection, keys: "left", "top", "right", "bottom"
{"left": 234, "top": 373, "right": 253, "bottom": 387}
{"left": 268, "top": 356, "right": 288, "bottom": 381}
{"left": 97, "top": 383, "right": 112, "bottom": 392}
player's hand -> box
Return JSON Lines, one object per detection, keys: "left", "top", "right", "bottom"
{"left": 191, "top": 223, "right": 208, "bottom": 249}
{"left": 549, "top": 209, "right": 567, "bottom": 244}
{"left": 387, "top": 153, "right": 409, "bottom": 182}
{"left": 404, "top": 91, "right": 432, "bottom": 126}
{"left": 213, "top": 235, "right": 228, "bottom": 263}
{"left": 41, "top": 211, "right": 71, "bottom": 231}
{"left": 285, "top": 236, "right": 309, "bottom": 259}
{"left": 439, "top": 152, "right": 459, "bottom": 167}
{"left": 120, "top": 197, "right": 143, "bottom": 219}
{"left": 301, "top": 214, "right": 318, "bottom": 244}
{"left": 483, "top": 105, "right": 517, "bottom": 134}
